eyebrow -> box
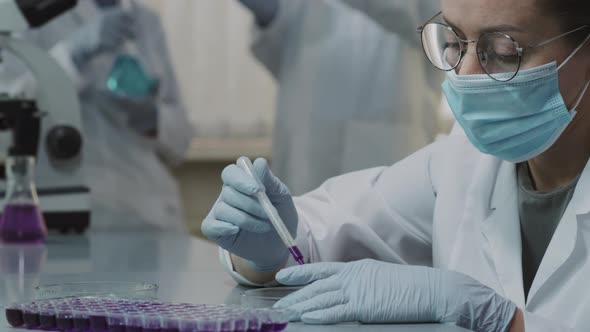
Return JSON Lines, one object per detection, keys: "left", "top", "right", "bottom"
{"left": 442, "top": 15, "right": 524, "bottom": 36}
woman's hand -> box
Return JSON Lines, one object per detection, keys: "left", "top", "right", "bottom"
{"left": 274, "top": 259, "right": 517, "bottom": 332}
{"left": 202, "top": 158, "right": 298, "bottom": 273}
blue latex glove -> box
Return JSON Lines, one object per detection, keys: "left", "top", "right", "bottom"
{"left": 274, "top": 259, "right": 517, "bottom": 332}
{"left": 202, "top": 158, "right": 298, "bottom": 272}
{"left": 66, "top": 8, "right": 136, "bottom": 67}
{"left": 238, "top": 0, "right": 279, "bottom": 26}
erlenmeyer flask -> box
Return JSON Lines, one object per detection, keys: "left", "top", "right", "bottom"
{"left": 0, "top": 156, "right": 46, "bottom": 243}
{"left": 106, "top": 54, "right": 157, "bottom": 98}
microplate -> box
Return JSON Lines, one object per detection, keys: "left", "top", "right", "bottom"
{"left": 5, "top": 297, "right": 289, "bottom": 332}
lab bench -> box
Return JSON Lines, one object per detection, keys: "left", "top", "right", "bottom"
{"left": 0, "top": 231, "right": 470, "bottom": 332}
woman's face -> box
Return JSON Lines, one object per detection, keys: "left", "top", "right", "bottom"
{"left": 441, "top": 0, "right": 590, "bottom": 108}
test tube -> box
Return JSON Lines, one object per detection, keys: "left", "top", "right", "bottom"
{"left": 236, "top": 157, "right": 305, "bottom": 265}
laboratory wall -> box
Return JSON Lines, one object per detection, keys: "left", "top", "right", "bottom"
{"left": 143, "top": 0, "right": 277, "bottom": 140}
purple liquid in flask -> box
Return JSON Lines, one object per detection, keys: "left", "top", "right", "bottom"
{"left": 0, "top": 156, "right": 47, "bottom": 244}
{"left": 0, "top": 204, "right": 46, "bottom": 243}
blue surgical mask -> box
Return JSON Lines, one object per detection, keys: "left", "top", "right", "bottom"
{"left": 443, "top": 52, "right": 590, "bottom": 163}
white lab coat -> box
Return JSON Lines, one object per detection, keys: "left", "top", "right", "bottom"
{"left": 0, "top": 1, "right": 194, "bottom": 230}
{"left": 251, "top": 0, "right": 443, "bottom": 195}
{"left": 223, "top": 134, "right": 590, "bottom": 331}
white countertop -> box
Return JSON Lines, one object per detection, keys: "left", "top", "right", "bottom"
{"left": 0, "top": 231, "right": 470, "bottom": 332}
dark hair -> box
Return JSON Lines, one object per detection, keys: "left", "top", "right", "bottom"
{"left": 540, "top": 0, "right": 590, "bottom": 30}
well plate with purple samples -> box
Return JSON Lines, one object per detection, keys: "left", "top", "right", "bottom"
{"left": 5, "top": 297, "right": 289, "bottom": 332}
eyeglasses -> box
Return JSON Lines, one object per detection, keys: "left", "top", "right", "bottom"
{"left": 416, "top": 12, "right": 590, "bottom": 82}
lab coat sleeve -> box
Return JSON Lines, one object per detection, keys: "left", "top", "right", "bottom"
{"left": 148, "top": 12, "right": 195, "bottom": 166}
{"left": 219, "top": 248, "right": 264, "bottom": 287}
{"left": 250, "top": 0, "right": 434, "bottom": 78}
{"left": 251, "top": 0, "right": 408, "bottom": 78}
{"left": 220, "top": 246, "right": 304, "bottom": 287}
{"left": 248, "top": 0, "right": 303, "bottom": 78}
{"left": 338, "top": 0, "right": 439, "bottom": 47}
{"left": 293, "top": 142, "right": 437, "bottom": 266}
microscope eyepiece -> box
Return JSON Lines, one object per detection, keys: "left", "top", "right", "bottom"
{"left": 15, "top": 0, "right": 78, "bottom": 28}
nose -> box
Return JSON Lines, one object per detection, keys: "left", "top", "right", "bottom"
{"left": 456, "top": 44, "right": 486, "bottom": 76}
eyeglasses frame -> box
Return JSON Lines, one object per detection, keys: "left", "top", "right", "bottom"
{"left": 416, "top": 11, "right": 590, "bottom": 82}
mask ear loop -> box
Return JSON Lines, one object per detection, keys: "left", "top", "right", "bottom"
{"left": 558, "top": 30, "right": 590, "bottom": 117}
{"left": 571, "top": 80, "right": 590, "bottom": 116}
{"left": 558, "top": 31, "right": 590, "bottom": 70}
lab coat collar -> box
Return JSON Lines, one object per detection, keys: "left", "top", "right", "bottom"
{"left": 571, "top": 157, "right": 590, "bottom": 215}
{"left": 480, "top": 157, "right": 526, "bottom": 308}
{"left": 484, "top": 156, "right": 590, "bottom": 308}
{"left": 526, "top": 156, "right": 590, "bottom": 306}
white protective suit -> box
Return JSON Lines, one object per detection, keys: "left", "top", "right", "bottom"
{"left": 223, "top": 133, "right": 590, "bottom": 331}
{"left": 251, "top": 0, "right": 443, "bottom": 195}
{"left": 0, "top": 0, "right": 194, "bottom": 230}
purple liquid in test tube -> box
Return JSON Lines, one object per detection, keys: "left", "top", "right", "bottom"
{"left": 237, "top": 157, "right": 306, "bottom": 266}
{"left": 288, "top": 246, "right": 305, "bottom": 265}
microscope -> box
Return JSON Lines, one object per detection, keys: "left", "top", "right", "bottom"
{"left": 0, "top": 0, "right": 91, "bottom": 233}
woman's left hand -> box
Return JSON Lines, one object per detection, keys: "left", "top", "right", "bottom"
{"left": 274, "top": 259, "right": 517, "bottom": 332}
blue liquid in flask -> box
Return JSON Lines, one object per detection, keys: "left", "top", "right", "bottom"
{"left": 107, "top": 54, "right": 157, "bottom": 98}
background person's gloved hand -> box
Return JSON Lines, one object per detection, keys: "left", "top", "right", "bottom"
{"left": 238, "top": 0, "right": 279, "bottom": 26}
{"left": 112, "top": 94, "right": 159, "bottom": 136}
{"left": 202, "top": 158, "right": 298, "bottom": 272}
{"left": 66, "top": 8, "right": 136, "bottom": 67}
{"left": 274, "top": 259, "right": 517, "bottom": 332}
{"left": 96, "top": 89, "right": 159, "bottom": 137}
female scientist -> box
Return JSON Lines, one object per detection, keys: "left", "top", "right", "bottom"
{"left": 202, "top": 0, "right": 590, "bottom": 331}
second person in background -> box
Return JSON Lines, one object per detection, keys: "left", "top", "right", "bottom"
{"left": 1, "top": 0, "right": 195, "bottom": 230}
{"left": 238, "top": 0, "right": 443, "bottom": 195}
